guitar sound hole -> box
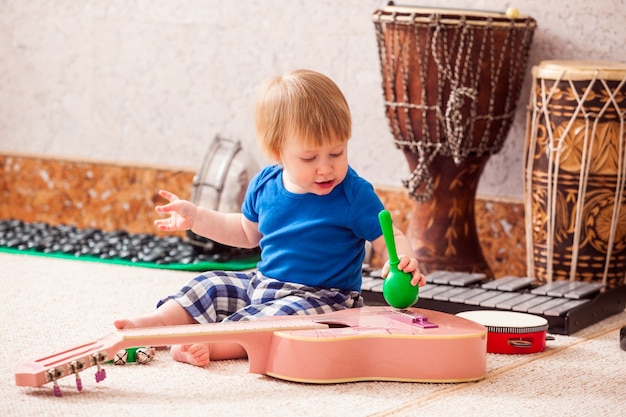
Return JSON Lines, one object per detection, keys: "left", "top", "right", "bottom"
{"left": 316, "top": 321, "right": 351, "bottom": 329}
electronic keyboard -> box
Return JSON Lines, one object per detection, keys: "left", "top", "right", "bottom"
{"left": 361, "top": 270, "right": 626, "bottom": 335}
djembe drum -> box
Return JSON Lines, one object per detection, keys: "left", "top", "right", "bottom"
{"left": 373, "top": 5, "right": 536, "bottom": 276}
{"left": 525, "top": 60, "right": 626, "bottom": 289}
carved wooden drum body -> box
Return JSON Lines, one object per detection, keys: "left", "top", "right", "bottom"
{"left": 525, "top": 60, "right": 626, "bottom": 289}
{"left": 373, "top": 6, "right": 536, "bottom": 276}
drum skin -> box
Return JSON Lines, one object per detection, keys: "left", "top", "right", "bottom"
{"left": 525, "top": 60, "right": 626, "bottom": 288}
{"left": 373, "top": 6, "right": 536, "bottom": 277}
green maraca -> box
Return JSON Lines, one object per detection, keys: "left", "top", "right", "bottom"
{"left": 378, "top": 209, "right": 419, "bottom": 309}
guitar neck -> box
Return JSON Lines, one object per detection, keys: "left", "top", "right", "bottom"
{"left": 15, "top": 317, "right": 328, "bottom": 389}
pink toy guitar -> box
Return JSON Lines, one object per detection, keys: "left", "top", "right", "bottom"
{"left": 15, "top": 306, "right": 487, "bottom": 396}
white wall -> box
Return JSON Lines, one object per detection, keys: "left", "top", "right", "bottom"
{"left": 1, "top": 0, "right": 624, "bottom": 199}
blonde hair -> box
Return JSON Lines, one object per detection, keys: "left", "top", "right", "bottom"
{"left": 254, "top": 69, "right": 352, "bottom": 161}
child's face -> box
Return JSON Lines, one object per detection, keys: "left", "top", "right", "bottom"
{"left": 279, "top": 136, "right": 349, "bottom": 195}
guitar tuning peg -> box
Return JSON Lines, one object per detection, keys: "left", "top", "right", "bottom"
{"left": 53, "top": 380, "right": 62, "bottom": 397}
{"left": 69, "top": 360, "right": 84, "bottom": 392}
{"left": 48, "top": 369, "right": 62, "bottom": 397}
{"left": 75, "top": 373, "right": 83, "bottom": 391}
{"left": 95, "top": 365, "right": 106, "bottom": 383}
{"left": 92, "top": 352, "right": 107, "bottom": 383}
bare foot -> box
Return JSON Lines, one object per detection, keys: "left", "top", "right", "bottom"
{"left": 170, "top": 344, "right": 211, "bottom": 367}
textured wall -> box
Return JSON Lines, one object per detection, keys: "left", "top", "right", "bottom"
{"left": 1, "top": 0, "right": 625, "bottom": 199}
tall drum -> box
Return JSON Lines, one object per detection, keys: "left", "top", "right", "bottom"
{"left": 373, "top": 5, "right": 536, "bottom": 276}
{"left": 525, "top": 60, "right": 626, "bottom": 289}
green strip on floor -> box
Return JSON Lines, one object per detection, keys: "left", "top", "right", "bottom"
{"left": 0, "top": 246, "right": 259, "bottom": 271}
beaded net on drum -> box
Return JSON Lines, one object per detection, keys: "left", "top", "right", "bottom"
{"left": 373, "top": 9, "right": 536, "bottom": 202}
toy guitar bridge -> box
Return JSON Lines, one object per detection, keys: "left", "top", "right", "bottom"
{"left": 391, "top": 309, "right": 439, "bottom": 328}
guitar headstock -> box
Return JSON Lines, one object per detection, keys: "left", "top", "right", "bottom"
{"left": 15, "top": 333, "right": 121, "bottom": 396}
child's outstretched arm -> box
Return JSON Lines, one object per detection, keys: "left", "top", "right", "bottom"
{"left": 154, "top": 189, "right": 261, "bottom": 248}
{"left": 154, "top": 190, "right": 197, "bottom": 231}
{"left": 371, "top": 227, "right": 426, "bottom": 287}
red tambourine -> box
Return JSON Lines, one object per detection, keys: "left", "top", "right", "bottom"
{"left": 456, "top": 310, "right": 549, "bottom": 354}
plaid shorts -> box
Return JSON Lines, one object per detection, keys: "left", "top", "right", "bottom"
{"left": 157, "top": 270, "right": 363, "bottom": 323}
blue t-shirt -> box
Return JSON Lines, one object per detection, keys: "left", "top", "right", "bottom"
{"left": 242, "top": 165, "right": 384, "bottom": 291}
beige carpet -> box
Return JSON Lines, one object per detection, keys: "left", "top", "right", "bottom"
{"left": 2, "top": 252, "right": 625, "bottom": 417}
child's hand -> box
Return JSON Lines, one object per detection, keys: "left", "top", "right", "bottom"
{"left": 154, "top": 190, "right": 198, "bottom": 232}
{"left": 381, "top": 255, "right": 427, "bottom": 287}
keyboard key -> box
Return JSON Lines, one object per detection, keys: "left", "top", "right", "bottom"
{"left": 546, "top": 281, "right": 587, "bottom": 297}
{"left": 543, "top": 299, "right": 589, "bottom": 316}
{"left": 419, "top": 285, "right": 454, "bottom": 300}
{"left": 528, "top": 298, "right": 570, "bottom": 315}
{"left": 481, "top": 276, "right": 519, "bottom": 290}
{"left": 425, "top": 271, "right": 454, "bottom": 284}
{"left": 448, "top": 272, "right": 487, "bottom": 287}
{"left": 433, "top": 286, "right": 471, "bottom": 301}
{"left": 511, "top": 296, "right": 554, "bottom": 313}
{"left": 495, "top": 293, "right": 538, "bottom": 310}
{"left": 464, "top": 290, "right": 502, "bottom": 306}
{"left": 480, "top": 292, "right": 522, "bottom": 308}
{"left": 531, "top": 281, "right": 572, "bottom": 296}
{"left": 563, "top": 283, "right": 604, "bottom": 299}
{"left": 448, "top": 288, "right": 488, "bottom": 304}
{"left": 497, "top": 277, "right": 535, "bottom": 292}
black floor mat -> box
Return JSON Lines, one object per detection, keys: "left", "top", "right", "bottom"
{"left": 0, "top": 219, "right": 259, "bottom": 271}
